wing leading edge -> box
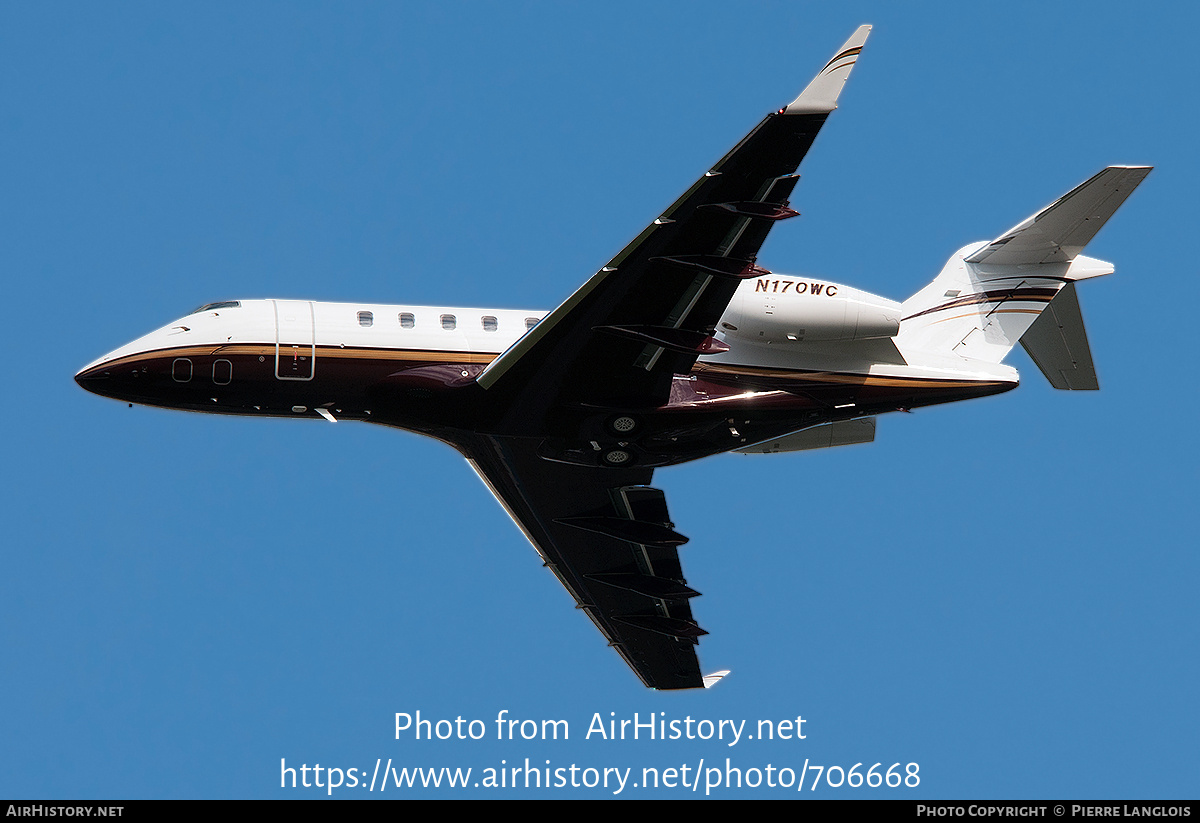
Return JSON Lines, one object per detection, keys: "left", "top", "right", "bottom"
{"left": 464, "top": 28, "right": 872, "bottom": 688}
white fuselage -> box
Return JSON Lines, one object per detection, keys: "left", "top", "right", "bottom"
{"left": 81, "top": 275, "right": 1021, "bottom": 393}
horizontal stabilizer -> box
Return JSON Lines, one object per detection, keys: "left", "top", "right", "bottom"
{"left": 1019, "top": 283, "right": 1099, "bottom": 390}
{"left": 967, "top": 166, "right": 1151, "bottom": 265}
{"left": 736, "top": 417, "right": 875, "bottom": 454}
{"left": 898, "top": 166, "right": 1148, "bottom": 368}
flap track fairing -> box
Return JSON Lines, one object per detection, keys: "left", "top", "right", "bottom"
{"left": 587, "top": 573, "right": 701, "bottom": 600}
{"left": 555, "top": 516, "right": 689, "bottom": 548}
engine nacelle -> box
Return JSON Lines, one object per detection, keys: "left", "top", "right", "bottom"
{"left": 719, "top": 275, "right": 901, "bottom": 344}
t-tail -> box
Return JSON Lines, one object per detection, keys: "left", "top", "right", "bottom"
{"left": 896, "top": 166, "right": 1150, "bottom": 389}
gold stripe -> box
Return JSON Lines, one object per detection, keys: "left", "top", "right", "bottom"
{"left": 823, "top": 46, "right": 862, "bottom": 71}
{"left": 96, "top": 344, "right": 1005, "bottom": 391}
{"left": 96, "top": 344, "right": 499, "bottom": 371}
{"left": 926, "top": 308, "right": 1044, "bottom": 325}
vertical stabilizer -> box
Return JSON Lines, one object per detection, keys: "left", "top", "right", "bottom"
{"left": 896, "top": 167, "right": 1148, "bottom": 382}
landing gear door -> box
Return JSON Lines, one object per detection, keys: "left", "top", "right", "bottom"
{"left": 273, "top": 300, "right": 315, "bottom": 381}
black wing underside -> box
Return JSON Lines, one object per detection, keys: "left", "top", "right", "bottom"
{"left": 463, "top": 27, "right": 871, "bottom": 688}
{"left": 478, "top": 109, "right": 833, "bottom": 424}
{"left": 463, "top": 434, "right": 705, "bottom": 689}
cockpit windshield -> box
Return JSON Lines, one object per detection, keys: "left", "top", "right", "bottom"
{"left": 190, "top": 301, "right": 241, "bottom": 314}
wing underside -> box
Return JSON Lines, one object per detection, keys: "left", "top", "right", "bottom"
{"left": 478, "top": 26, "right": 873, "bottom": 425}
{"left": 463, "top": 435, "right": 706, "bottom": 689}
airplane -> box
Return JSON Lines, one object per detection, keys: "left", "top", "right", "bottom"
{"left": 75, "top": 25, "right": 1149, "bottom": 690}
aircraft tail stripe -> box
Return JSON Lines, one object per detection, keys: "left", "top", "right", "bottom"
{"left": 901, "top": 287, "right": 1060, "bottom": 321}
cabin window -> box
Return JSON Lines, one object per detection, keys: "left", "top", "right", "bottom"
{"left": 172, "top": 358, "right": 192, "bottom": 382}
{"left": 525, "top": 317, "right": 539, "bottom": 331}
{"left": 441, "top": 314, "right": 457, "bottom": 330}
{"left": 399, "top": 312, "right": 415, "bottom": 328}
{"left": 358, "top": 311, "right": 374, "bottom": 327}
{"left": 482, "top": 316, "right": 498, "bottom": 332}
{"left": 213, "top": 359, "right": 232, "bottom": 385}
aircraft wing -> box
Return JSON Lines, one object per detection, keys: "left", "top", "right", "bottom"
{"left": 477, "top": 25, "right": 872, "bottom": 427}
{"left": 462, "top": 27, "right": 871, "bottom": 688}
{"left": 461, "top": 433, "right": 711, "bottom": 690}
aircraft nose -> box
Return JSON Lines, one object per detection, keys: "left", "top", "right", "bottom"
{"left": 74, "top": 362, "right": 109, "bottom": 394}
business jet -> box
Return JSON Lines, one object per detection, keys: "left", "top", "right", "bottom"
{"left": 76, "top": 26, "right": 1148, "bottom": 690}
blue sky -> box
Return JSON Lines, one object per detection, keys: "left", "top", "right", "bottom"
{"left": 3, "top": 2, "right": 1196, "bottom": 799}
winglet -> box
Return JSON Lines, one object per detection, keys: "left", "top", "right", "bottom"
{"left": 785, "top": 25, "right": 872, "bottom": 115}
{"left": 703, "top": 669, "right": 732, "bottom": 689}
